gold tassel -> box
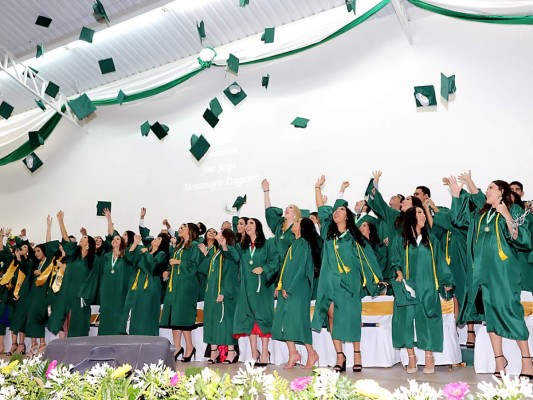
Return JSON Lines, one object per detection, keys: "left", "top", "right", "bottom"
{"left": 495, "top": 214, "right": 508, "bottom": 261}
{"left": 131, "top": 269, "right": 141, "bottom": 290}
{"left": 445, "top": 231, "right": 451, "bottom": 265}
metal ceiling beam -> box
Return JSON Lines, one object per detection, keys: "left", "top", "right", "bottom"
{"left": 391, "top": 0, "right": 412, "bottom": 44}
{"left": 0, "top": 44, "right": 85, "bottom": 131}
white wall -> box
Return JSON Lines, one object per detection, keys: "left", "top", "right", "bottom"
{"left": 1, "top": 6, "right": 533, "bottom": 243}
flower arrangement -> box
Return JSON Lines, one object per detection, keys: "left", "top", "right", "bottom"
{"left": 0, "top": 355, "right": 532, "bottom": 400}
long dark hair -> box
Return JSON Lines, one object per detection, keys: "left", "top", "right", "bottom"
{"left": 395, "top": 196, "right": 424, "bottom": 230}
{"left": 362, "top": 221, "right": 381, "bottom": 250}
{"left": 177, "top": 223, "right": 200, "bottom": 249}
{"left": 124, "top": 230, "right": 135, "bottom": 247}
{"left": 221, "top": 228, "right": 237, "bottom": 247}
{"left": 511, "top": 191, "right": 525, "bottom": 209}
{"left": 326, "top": 206, "right": 365, "bottom": 246}
{"left": 236, "top": 217, "right": 249, "bottom": 244}
{"left": 242, "top": 218, "right": 266, "bottom": 249}
{"left": 299, "top": 218, "right": 322, "bottom": 276}
{"left": 153, "top": 233, "right": 170, "bottom": 260}
{"left": 402, "top": 207, "right": 429, "bottom": 247}
{"left": 480, "top": 180, "right": 513, "bottom": 214}
{"left": 204, "top": 228, "right": 219, "bottom": 251}
{"left": 77, "top": 236, "right": 96, "bottom": 269}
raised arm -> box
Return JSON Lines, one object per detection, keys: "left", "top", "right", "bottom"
{"left": 46, "top": 214, "right": 52, "bottom": 242}
{"left": 372, "top": 170, "right": 382, "bottom": 192}
{"left": 262, "top": 179, "right": 272, "bottom": 209}
{"left": 103, "top": 208, "right": 114, "bottom": 236}
{"left": 315, "top": 175, "right": 326, "bottom": 208}
{"left": 57, "top": 211, "right": 69, "bottom": 241}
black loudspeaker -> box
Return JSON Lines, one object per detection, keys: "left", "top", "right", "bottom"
{"left": 43, "top": 335, "right": 174, "bottom": 373}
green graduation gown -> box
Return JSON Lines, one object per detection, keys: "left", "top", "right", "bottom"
{"left": 203, "top": 247, "right": 239, "bottom": 345}
{"left": 97, "top": 246, "right": 134, "bottom": 335}
{"left": 452, "top": 197, "right": 531, "bottom": 340}
{"left": 432, "top": 209, "right": 469, "bottom": 323}
{"left": 123, "top": 247, "right": 165, "bottom": 336}
{"left": 310, "top": 206, "right": 383, "bottom": 342}
{"left": 0, "top": 250, "right": 32, "bottom": 335}
{"left": 265, "top": 207, "right": 296, "bottom": 260}
{"left": 61, "top": 240, "right": 99, "bottom": 338}
{"left": 233, "top": 239, "right": 280, "bottom": 335}
{"left": 390, "top": 235, "right": 454, "bottom": 352}
{"left": 160, "top": 243, "right": 200, "bottom": 329}
{"left": 197, "top": 245, "right": 216, "bottom": 302}
{"left": 271, "top": 238, "right": 314, "bottom": 344}
{"left": 25, "top": 241, "right": 59, "bottom": 338}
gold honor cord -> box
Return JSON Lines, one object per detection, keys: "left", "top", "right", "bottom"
{"left": 168, "top": 248, "right": 184, "bottom": 293}
{"left": 276, "top": 246, "right": 292, "bottom": 291}
{"left": 0, "top": 260, "right": 17, "bottom": 287}
{"left": 333, "top": 237, "right": 350, "bottom": 274}
{"left": 356, "top": 243, "right": 380, "bottom": 287}
{"left": 476, "top": 212, "right": 508, "bottom": 261}
{"left": 445, "top": 231, "right": 451, "bottom": 265}
{"left": 206, "top": 250, "right": 221, "bottom": 292}
{"left": 405, "top": 240, "right": 439, "bottom": 289}
{"left": 13, "top": 270, "right": 26, "bottom": 300}
{"left": 51, "top": 264, "right": 64, "bottom": 293}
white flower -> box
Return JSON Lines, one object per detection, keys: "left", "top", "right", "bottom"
{"left": 393, "top": 380, "right": 442, "bottom": 400}
{"left": 477, "top": 372, "right": 533, "bottom": 399}
{"left": 312, "top": 368, "right": 340, "bottom": 398}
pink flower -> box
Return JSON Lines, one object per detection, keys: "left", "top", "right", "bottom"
{"left": 169, "top": 372, "right": 182, "bottom": 386}
{"left": 45, "top": 360, "right": 58, "bottom": 379}
{"left": 443, "top": 381, "right": 469, "bottom": 400}
{"left": 290, "top": 376, "right": 313, "bottom": 392}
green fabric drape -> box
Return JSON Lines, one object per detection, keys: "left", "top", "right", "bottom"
{"left": 0, "top": 111, "right": 63, "bottom": 166}
{"left": 409, "top": 0, "right": 533, "bottom": 24}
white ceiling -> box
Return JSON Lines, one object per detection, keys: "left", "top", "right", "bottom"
{"left": 0, "top": 0, "right": 357, "bottom": 115}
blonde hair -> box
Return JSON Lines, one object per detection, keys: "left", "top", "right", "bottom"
{"left": 283, "top": 204, "right": 302, "bottom": 229}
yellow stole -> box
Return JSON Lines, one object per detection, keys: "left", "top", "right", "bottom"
{"left": 0, "top": 260, "right": 17, "bottom": 287}
{"left": 35, "top": 258, "right": 54, "bottom": 287}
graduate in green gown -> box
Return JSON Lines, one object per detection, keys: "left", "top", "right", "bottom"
{"left": 390, "top": 206, "right": 453, "bottom": 374}
{"left": 26, "top": 217, "right": 59, "bottom": 355}
{"left": 449, "top": 177, "right": 533, "bottom": 378}
{"left": 197, "top": 228, "right": 218, "bottom": 302}
{"left": 311, "top": 175, "right": 383, "bottom": 373}
{"left": 233, "top": 218, "right": 280, "bottom": 366}
{"left": 262, "top": 179, "right": 300, "bottom": 263}
{"left": 160, "top": 223, "right": 200, "bottom": 362}
{"left": 271, "top": 217, "right": 320, "bottom": 369}
{"left": 359, "top": 221, "right": 390, "bottom": 282}
{"left": 57, "top": 211, "right": 99, "bottom": 338}
{"left": 203, "top": 229, "right": 239, "bottom": 364}
{"left": 123, "top": 233, "right": 168, "bottom": 336}
{"left": 235, "top": 217, "right": 249, "bottom": 247}
{"left": 96, "top": 209, "right": 133, "bottom": 335}
{"left": 0, "top": 231, "right": 33, "bottom": 355}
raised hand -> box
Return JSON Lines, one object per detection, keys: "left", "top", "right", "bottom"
{"left": 133, "top": 234, "right": 142, "bottom": 244}
{"left": 442, "top": 177, "right": 451, "bottom": 186}
{"left": 447, "top": 176, "right": 463, "bottom": 198}
{"left": 162, "top": 219, "right": 171, "bottom": 229}
{"left": 57, "top": 211, "right": 64, "bottom": 221}
{"left": 340, "top": 181, "right": 350, "bottom": 192}
{"left": 80, "top": 227, "right": 88, "bottom": 236}
{"left": 458, "top": 170, "right": 473, "bottom": 185}
{"left": 261, "top": 179, "right": 270, "bottom": 192}
{"left": 372, "top": 170, "right": 382, "bottom": 180}
{"left": 20, "top": 228, "right": 27, "bottom": 237}
{"left": 140, "top": 208, "right": 146, "bottom": 219}
{"left": 103, "top": 208, "right": 111, "bottom": 219}
{"left": 315, "top": 175, "right": 326, "bottom": 188}
{"left": 47, "top": 215, "right": 52, "bottom": 226}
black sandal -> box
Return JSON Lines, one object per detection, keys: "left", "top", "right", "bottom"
{"left": 333, "top": 351, "right": 346, "bottom": 373}
{"left": 207, "top": 346, "right": 219, "bottom": 364}
{"left": 494, "top": 355, "right": 508, "bottom": 378}
{"left": 466, "top": 330, "right": 475, "bottom": 349}
{"left": 353, "top": 350, "right": 362, "bottom": 372}
{"left": 519, "top": 356, "right": 533, "bottom": 380}
{"left": 223, "top": 349, "right": 239, "bottom": 364}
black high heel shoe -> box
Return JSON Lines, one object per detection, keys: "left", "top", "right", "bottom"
{"left": 207, "top": 346, "right": 219, "bottom": 364}
{"left": 519, "top": 356, "right": 533, "bottom": 380}
{"left": 333, "top": 351, "right": 346, "bottom": 373}
{"left": 5, "top": 342, "right": 18, "bottom": 356}
{"left": 174, "top": 347, "right": 184, "bottom": 361}
{"left": 353, "top": 350, "right": 362, "bottom": 372}
{"left": 494, "top": 355, "right": 508, "bottom": 378}
{"left": 182, "top": 347, "right": 196, "bottom": 363}
{"left": 223, "top": 349, "right": 239, "bottom": 364}
{"left": 256, "top": 351, "right": 270, "bottom": 367}
{"left": 466, "top": 330, "right": 476, "bottom": 349}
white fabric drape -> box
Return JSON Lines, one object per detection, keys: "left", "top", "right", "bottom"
{"left": 416, "top": 0, "right": 533, "bottom": 15}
